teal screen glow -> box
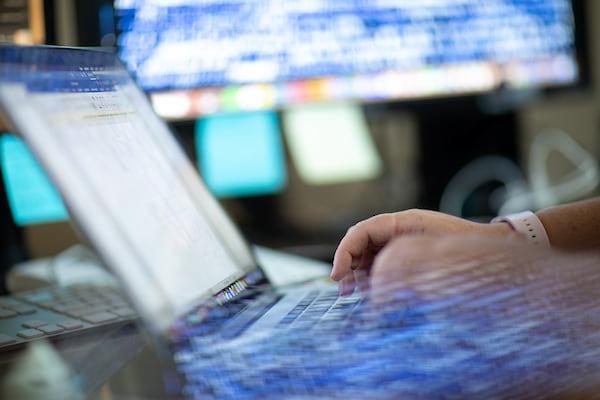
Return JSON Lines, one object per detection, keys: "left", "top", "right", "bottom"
{"left": 0, "top": 134, "right": 68, "bottom": 226}
{"left": 195, "top": 112, "right": 287, "bottom": 197}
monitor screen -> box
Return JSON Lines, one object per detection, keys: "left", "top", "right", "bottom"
{"left": 0, "top": 134, "right": 68, "bottom": 226}
{"left": 195, "top": 111, "right": 287, "bottom": 197}
{"left": 115, "top": 0, "right": 579, "bottom": 119}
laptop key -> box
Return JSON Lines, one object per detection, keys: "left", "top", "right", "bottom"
{"left": 57, "top": 320, "right": 83, "bottom": 330}
{"left": 0, "top": 309, "right": 17, "bottom": 318}
{"left": 63, "top": 308, "right": 92, "bottom": 318}
{"left": 81, "top": 311, "right": 118, "bottom": 324}
{"left": 38, "top": 301, "right": 59, "bottom": 309}
{"left": 22, "top": 320, "right": 48, "bottom": 329}
{"left": 65, "top": 305, "right": 109, "bottom": 318}
{"left": 17, "top": 329, "right": 45, "bottom": 339}
{"left": 10, "top": 305, "right": 37, "bottom": 315}
{"left": 53, "top": 301, "right": 88, "bottom": 312}
{"left": 0, "top": 299, "right": 23, "bottom": 308}
{"left": 111, "top": 307, "right": 135, "bottom": 318}
{"left": 108, "top": 301, "right": 129, "bottom": 309}
{"left": 17, "top": 292, "right": 55, "bottom": 303}
{"left": 38, "top": 325, "right": 65, "bottom": 335}
{"left": 0, "top": 334, "right": 16, "bottom": 346}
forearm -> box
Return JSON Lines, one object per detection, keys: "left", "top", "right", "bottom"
{"left": 537, "top": 197, "right": 600, "bottom": 251}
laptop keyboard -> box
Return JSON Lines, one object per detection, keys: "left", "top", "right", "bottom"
{"left": 173, "top": 283, "right": 595, "bottom": 399}
{"left": 277, "top": 290, "right": 362, "bottom": 328}
{"left": 175, "top": 288, "right": 361, "bottom": 341}
{"left": 0, "top": 286, "right": 136, "bottom": 350}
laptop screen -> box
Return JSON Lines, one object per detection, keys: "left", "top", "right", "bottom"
{"left": 0, "top": 46, "right": 257, "bottom": 330}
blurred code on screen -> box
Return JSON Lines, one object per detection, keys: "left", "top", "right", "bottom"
{"left": 116, "top": 0, "right": 577, "bottom": 92}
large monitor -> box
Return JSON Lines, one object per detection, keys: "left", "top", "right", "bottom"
{"left": 114, "top": 0, "right": 580, "bottom": 120}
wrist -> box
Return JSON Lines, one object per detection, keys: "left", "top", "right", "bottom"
{"left": 484, "top": 220, "right": 515, "bottom": 237}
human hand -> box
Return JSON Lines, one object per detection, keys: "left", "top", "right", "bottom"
{"left": 331, "top": 209, "right": 513, "bottom": 295}
{"left": 368, "top": 234, "right": 600, "bottom": 305}
{"left": 368, "top": 234, "right": 533, "bottom": 302}
{"left": 362, "top": 235, "right": 600, "bottom": 397}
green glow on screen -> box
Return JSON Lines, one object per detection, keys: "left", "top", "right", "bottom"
{"left": 195, "top": 112, "right": 287, "bottom": 197}
{"left": 0, "top": 134, "right": 68, "bottom": 226}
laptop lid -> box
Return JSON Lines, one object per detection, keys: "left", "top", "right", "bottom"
{"left": 0, "top": 45, "right": 261, "bottom": 332}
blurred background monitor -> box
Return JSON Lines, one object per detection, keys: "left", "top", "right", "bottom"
{"left": 114, "top": 0, "right": 580, "bottom": 118}
{"left": 0, "top": 134, "right": 68, "bottom": 226}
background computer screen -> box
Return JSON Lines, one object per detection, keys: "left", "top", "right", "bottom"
{"left": 0, "top": 134, "right": 68, "bottom": 226}
{"left": 115, "top": 0, "right": 579, "bottom": 119}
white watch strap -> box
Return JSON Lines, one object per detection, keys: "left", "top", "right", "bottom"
{"left": 491, "top": 211, "right": 551, "bottom": 249}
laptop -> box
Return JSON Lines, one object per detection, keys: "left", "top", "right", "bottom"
{"left": 2, "top": 46, "right": 591, "bottom": 399}
{"left": 0, "top": 45, "right": 371, "bottom": 391}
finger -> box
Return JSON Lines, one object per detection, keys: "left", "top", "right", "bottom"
{"left": 331, "top": 214, "right": 396, "bottom": 281}
{"left": 369, "top": 236, "right": 433, "bottom": 301}
{"left": 370, "top": 249, "right": 404, "bottom": 301}
{"left": 339, "top": 274, "right": 356, "bottom": 296}
{"left": 332, "top": 250, "right": 353, "bottom": 281}
{"left": 353, "top": 268, "right": 371, "bottom": 294}
{"left": 357, "top": 244, "right": 376, "bottom": 271}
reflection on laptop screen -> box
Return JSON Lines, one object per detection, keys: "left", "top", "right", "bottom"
{"left": 0, "top": 46, "right": 255, "bottom": 329}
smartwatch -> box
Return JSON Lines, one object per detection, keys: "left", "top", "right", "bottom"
{"left": 491, "top": 211, "right": 551, "bottom": 249}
